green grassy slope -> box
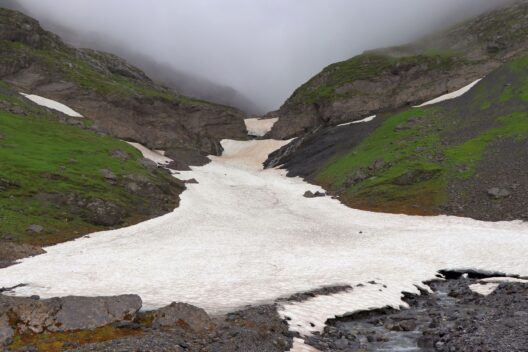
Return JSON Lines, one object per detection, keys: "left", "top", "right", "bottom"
{"left": 0, "top": 83, "right": 181, "bottom": 246}
{"left": 315, "top": 56, "right": 528, "bottom": 215}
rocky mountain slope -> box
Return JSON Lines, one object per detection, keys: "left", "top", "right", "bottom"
{"left": 0, "top": 7, "right": 248, "bottom": 163}
{"left": 267, "top": 55, "right": 528, "bottom": 221}
{"left": 266, "top": 0, "right": 528, "bottom": 221}
{"left": 269, "top": 0, "right": 528, "bottom": 139}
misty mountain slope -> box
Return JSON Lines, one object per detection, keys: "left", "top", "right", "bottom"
{"left": 269, "top": 0, "right": 528, "bottom": 139}
{"left": 0, "top": 7, "right": 248, "bottom": 161}
{"left": 267, "top": 56, "right": 528, "bottom": 221}
{"left": 0, "top": 80, "right": 183, "bottom": 261}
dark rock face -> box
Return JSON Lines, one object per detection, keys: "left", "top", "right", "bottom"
{"left": 0, "top": 8, "right": 247, "bottom": 160}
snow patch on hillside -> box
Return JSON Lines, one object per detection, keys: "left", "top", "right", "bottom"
{"left": 415, "top": 79, "right": 483, "bottom": 107}
{"left": 20, "top": 93, "right": 84, "bottom": 118}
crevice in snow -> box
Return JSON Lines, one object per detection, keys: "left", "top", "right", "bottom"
{"left": 414, "top": 79, "right": 483, "bottom": 107}
{"left": 20, "top": 93, "right": 84, "bottom": 118}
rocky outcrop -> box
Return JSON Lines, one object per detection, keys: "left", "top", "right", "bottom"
{"left": 0, "top": 8, "right": 247, "bottom": 159}
{"left": 269, "top": 0, "right": 528, "bottom": 139}
{"left": 0, "top": 242, "right": 45, "bottom": 269}
{"left": 150, "top": 302, "right": 213, "bottom": 331}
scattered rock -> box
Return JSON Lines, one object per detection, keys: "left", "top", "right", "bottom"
{"left": 345, "top": 169, "right": 370, "bottom": 187}
{"left": 0, "top": 178, "right": 19, "bottom": 192}
{"left": 303, "top": 191, "right": 326, "bottom": 198}
{"left": 184, "top": 179, "right": 199, "bottom": 184}
{"left": 487, "top": 187, "right": 510, "bottom": 199}
{"left": 27, "top": 224, "right": 44, "bottom": 234}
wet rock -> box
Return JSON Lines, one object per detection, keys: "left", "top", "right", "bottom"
{"left": 151, "top": 302, "right": 213, "bottom": 332}
{"left": 27, "top": 224, "right": 44, "bottom": 234}
{"left": 487, "top": 187, "right": 510, "bottom": 199}
{"left": 0, "top": 314, "right": 13, "bottom": 346}
{"left": 85, "top": 199, "right": 124, "bottom": 226}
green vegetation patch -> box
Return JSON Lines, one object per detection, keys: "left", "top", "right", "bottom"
{"left": 0, "top": 107, "right": 160, "bottom": 244}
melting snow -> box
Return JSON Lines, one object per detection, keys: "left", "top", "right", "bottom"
{"left": 337, "top": 115, "right": 376, "bottom": 127}
{"left": 244, "top": 117, "right": 279, "bottom": 137}
{"left": 20, "top": 93, "right": 84, "bottom": 118}
{"left": 0, "top": 139, "right": 526, "bottom": 315}
{"left": 414, "top": 79, "right": 483, "bottom": 107}
{"left": 1, "top": 91, "right": 527, "bottom": 351}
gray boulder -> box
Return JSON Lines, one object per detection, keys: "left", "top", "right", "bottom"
{"left": 487, "top": 187, "right": 511, "bottom": 199}
{"left": 151, "top": 302, "right": 212, "bottom": 332}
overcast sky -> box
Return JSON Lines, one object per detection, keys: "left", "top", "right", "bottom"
{"left": 16, "top": 0, "right": 511, "bottom": 111}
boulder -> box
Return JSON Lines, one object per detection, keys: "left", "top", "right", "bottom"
{"left": 151, "top": 302, "right": 213, "bottom": 332}
{"left": 0, "top": 314, "right": 13, "bottom": 347}
{"left": 0, "top": 294, "right": 142, "bottom": 334}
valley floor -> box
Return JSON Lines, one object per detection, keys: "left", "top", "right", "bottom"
{"left": 1, "top": 119, "right": 528, "bottom": 350}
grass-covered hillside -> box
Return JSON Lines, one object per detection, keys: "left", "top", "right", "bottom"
{"left": 0, "top": 81, "right": 183, "bottom": 252}
{"left": 270, "top": 0, "right": 528, "bottom": 139}
{"left": 313, "top": 57, "right": 528, "bottom": 220}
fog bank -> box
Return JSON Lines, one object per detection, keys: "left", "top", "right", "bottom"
{"left": 7, "top": 0, "right": 513, "bottom": 112}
